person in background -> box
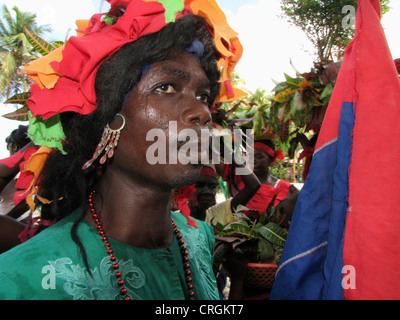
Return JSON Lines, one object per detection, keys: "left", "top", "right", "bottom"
{"left": 0, "top": 125, "right": 35, "bottom": 219}
{"left": 188, "top": 162, "right": 260, "bottom": 300}
{"left": 5, "top": 125, "right": 31, "bottom": 156}
{"left": 218, "top": 140, "right": 299, "bottom": 299}
{"left": 0, "top": 127, "right": 37, "bottom": 253}
{"left": 189, "top": 163, "right": 261, "bottom": 228}
{"left": 240, "top": 139, "right": 299, "bottom": 218}
{"left": 0, "top": 215, "right": 25, "bottom": 254}
{"left": 188, "top": 165, "right": 219, "bottom": 221}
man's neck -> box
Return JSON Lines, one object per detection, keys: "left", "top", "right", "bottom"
{"left": 86, "top": 170, "right": 174, "bottom": 249}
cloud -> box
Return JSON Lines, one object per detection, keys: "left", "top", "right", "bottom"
{"left": 1, "top": 0, "right": 100, "bottom": 41}
{"left": 222, "top": 0, "right": 315, "bottom": 93}
{"left": 382, "top": 1, "right": 400, "bottom": 60}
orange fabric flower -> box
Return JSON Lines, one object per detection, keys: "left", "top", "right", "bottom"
{"left": 23, "top": 45, "right": 65, "bottom": 90}
{"left": 187, "top": 0, "right": 243, "bottom": 99}
{"left": 19, "top": 146, "right": 53, "bottom": 211}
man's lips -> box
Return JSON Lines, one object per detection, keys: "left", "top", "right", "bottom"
{"left": 176, "top": 136, "right": 211, "bottom": 163}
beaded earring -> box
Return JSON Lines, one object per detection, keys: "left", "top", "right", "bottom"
{"left": 82, "top": 113, "right": 126, "bottom": 170}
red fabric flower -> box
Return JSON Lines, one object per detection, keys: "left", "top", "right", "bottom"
{"left": 0, "top": 147, "right": 40, "bottom": 206}
{"left": 28, "top": 0, "right": 192, "bottom": 120}
{"left": 171, "top": 185, "right": 197, "bottom": 227}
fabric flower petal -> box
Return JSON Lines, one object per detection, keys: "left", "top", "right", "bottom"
{"left": 23, "top": 44, "right": 65, "bottom": 90}
{"left": 19, "top": 146, "right": 53, "bottom": 211}
{"left": 28, "top": 111, "right": 66, "bottom": 154}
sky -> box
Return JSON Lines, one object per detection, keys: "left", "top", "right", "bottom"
{"left": 0, "top": 0, "right": 399, "bottom": 158}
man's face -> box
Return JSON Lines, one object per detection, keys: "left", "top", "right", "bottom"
{"left": 194, "top": 175, "right": 218, "bottom": 210}
{"left": 253, "top": 149, "right": 274, "bottom": 176}
{"left": 113, "top": 49, "right": 212, "bottom": 190}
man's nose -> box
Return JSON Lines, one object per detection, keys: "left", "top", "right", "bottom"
{"left": 182, "top": 97, "right": 212, "bottom": 128}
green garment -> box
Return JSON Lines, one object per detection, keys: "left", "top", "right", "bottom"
{"left": 0, "top": 209, "right": 219, "bottom": 300}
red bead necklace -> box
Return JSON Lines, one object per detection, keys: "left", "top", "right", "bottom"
{"left": 88, "top": 190, "right": 195, "bottom": 300}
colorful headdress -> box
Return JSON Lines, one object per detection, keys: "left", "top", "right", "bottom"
{"left": 23, "top": 0, "right": 246, "bottom": 154}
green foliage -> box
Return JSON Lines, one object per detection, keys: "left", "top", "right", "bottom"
{"left": 2, "top": 92, "right": 30, "bottom": 121}
{"left": 3, "top": 91, "right": 29, "bottom": 105}
{"left": 222, "top": 88, "right": 273, "bottom": 139}
{"left": 269, "top": 68, "right": 329, "bottom": 142}
{"left": 218, "top": 219, "right": 253, "bottom": 238}
{"left": 102, "top": 15, "right": 118, "bottom": 26}
{"left": 1, "top": 26, "right": 61, "bottom": 121}
{"left": 0, "top": 4, "right": 52, "bottom": 99}
{"left": 253, "top": 222, "right": 287, "bottom": 247}
{"left": 269, "top": 159, "right": 291, "bottom": 181}
{"left": 2, "top": 105, "right": 29, "bottom": 121}
{"left": 213, "top": 202, "right": 288, "bottom": 276}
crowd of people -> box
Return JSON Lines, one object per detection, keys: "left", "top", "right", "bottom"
{"left": 0, "top": 0, "right": 303, "bottom": 300}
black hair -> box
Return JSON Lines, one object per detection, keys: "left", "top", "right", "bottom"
{"left": 5, "top": 125, "right": 31, "bottom": 151}
{"left": 35, "top": 14, "right": 220, "bottom": 270}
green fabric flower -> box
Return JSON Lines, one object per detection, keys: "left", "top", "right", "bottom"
{"left": 28, "top": 111, "right": 67, "bottom": 155}
{"left": 157, "top": 0, "right": 185, "bottom": 23}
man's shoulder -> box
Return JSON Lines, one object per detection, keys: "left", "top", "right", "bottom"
{"left": 171, "top": 210, "right": 213, "bottom": 235}
{"left": 0, "top": 214, "right": 75, "bottom": 265}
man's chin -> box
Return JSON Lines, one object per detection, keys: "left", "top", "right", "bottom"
{"left": 170, "top": 163, "right": 203, "bottom": 188}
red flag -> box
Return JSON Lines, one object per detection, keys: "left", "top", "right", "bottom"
{"left": 343, "top": 0, "right": 400, "bottom": 299}
{"left": 271, "top": 0, "right": 400, "bottom": 300}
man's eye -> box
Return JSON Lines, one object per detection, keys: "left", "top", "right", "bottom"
{"left": 196, "top": 93, "right": 211, "bottom": 105}
{"left": 155, "top": 84, "right": 176, "bottom": 93}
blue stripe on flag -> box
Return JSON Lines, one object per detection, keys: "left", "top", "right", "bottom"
{"left": 270, "top": 102, "right": 355, "bottom": 299}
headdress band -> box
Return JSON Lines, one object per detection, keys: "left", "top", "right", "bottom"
{"left": 200, "top": 165, "right": 216, "bottom": 178}
{"left": 253, "top": 142, "right": 284, "bottom": 163}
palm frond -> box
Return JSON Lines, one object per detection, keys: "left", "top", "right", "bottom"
{"left": 23, "top": 26, "right": 57, "bottom": 55}
{"left": 1, "top": 5, "right": 14, "bottom": 35}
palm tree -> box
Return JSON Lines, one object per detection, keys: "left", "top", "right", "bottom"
{"left": 0, "top": 5, "right": 51, "bottom": 99}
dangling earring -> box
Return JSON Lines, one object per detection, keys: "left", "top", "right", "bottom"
{"left": 82, "top": 113, "right": 126, "bottom": 170}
